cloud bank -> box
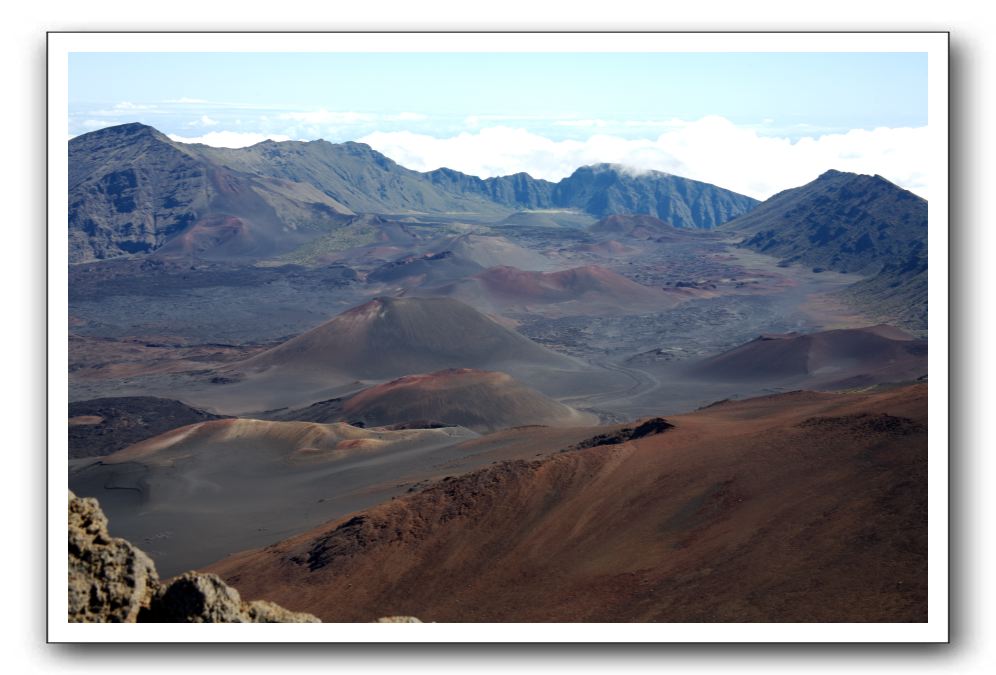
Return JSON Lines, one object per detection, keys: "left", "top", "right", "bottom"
{"left": 167, "top": 131, "right": 291, "bottom": 147}
{"left": 358, "top": 116, "right": 929, "bottom": 200}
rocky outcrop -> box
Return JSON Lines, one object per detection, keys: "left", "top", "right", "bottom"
{"left": 68, "top": 491, "right": 422, "bottom": 623}
{"left": 138, "top": 572, "right": 319, "bottom": 623}
{"left": 68, "top": 490, "right": 158, "bottom": 622}
{"left": 68, "top": 491, "right": 320, "bottom": 623}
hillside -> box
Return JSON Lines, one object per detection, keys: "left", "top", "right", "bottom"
{"left": 589, "top": 213, "right": 690, "bottom": 240}
{"left": 207, "top": 384, "right": 928, "bottom": 622}
{"left": 70, "top": 418, "right": 477, "bottom": 576}
{"left": 239, "top": 296, "right": 583, "bottom": 381}
{"left": 686, "top": 325, "right": 927, "bottom": 389}
{"left": 68, "top": 124, "right": 507, "bottom": 262}
{"left": 194, "top": 138, "right": 509, "bottom": 217}
{"left": 366, "top": 250, "right": 485, "bottom": 286}
{"left": 433, "top": 233, "right": 554, "bottom": 271}
{"left": 69, "top": 124, "right": 357, "bottom": 262}
{"left": 722, "top": 170, "right": 927, "bottom": 331}
{"left": 553, "top": 164, "right": 758, "bottom": 227}
{"left": 69, "top": 123, "right": 759, "bottom": 262}
{"left": 428, "top": 163, "right": 759, "bottom": 228}
{"left": 338, "top": 368, "right": 595, "bottom": 432}
{"left": 433, "top": 264, "right": 676, "bottom": 315}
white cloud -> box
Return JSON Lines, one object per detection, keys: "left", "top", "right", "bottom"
{"left": 167, "top": 131, "right": 292, "bottom": 148}
{"left": 359, "top": 116, "right": 930, "bottom": 200}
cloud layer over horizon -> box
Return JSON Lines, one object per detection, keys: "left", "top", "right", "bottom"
{"left": 358, "top": 117, "right": 930, "bottom": 200}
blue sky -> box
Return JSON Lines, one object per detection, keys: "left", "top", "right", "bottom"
{"left": 68, "top": 52, "right": 929, "bottom": 198}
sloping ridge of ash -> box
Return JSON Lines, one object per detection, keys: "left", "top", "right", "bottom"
{"left": 563, "top": 417, "right": 674, "bottom": 451}
{"left": 337, "top": 368, "right": 596, "bottom": 432}
{"left": 235, "top": 295, "right": 585, "bottom": 381}
{"left": 68, "top": 418, "right": 478, "bottom": 576}
{"left": 206, "top": 384, "right": 927, "bottom": 623}
{"left": 685, "top": 325, "right": 927, "bottom": 389}
{"left": 427, "top": 264, "right": 681, "bottom": 315}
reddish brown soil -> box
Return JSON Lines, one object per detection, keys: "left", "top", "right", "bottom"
{"left": 207, "top": 384, "right": 928, "bottom": 623}
{"left": 341, "top": 368, "right": 593, "bottom": 431}
{"left": 238, "top": 296, "right": 581, "bottom": 380}
{"left": 688, "top": 325, "right": 927, "bottom": 388}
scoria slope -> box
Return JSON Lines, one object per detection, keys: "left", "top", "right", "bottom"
{"left": 69, "top": 418, "right": 477, "bottom": 576}
{"left": 238, "top": 295, "right": 584, "bottom": 381}
{"left": 429, "top": 264, "right": 679, "bottom": 315}
{"left": 686, "top": 325, "right": 927, "bottom": 389}
{"left": 207, "top": 384, "right": 927, "bottom": 622}
{"left": 338, "top": 368, "right": 596, "bottom": 432}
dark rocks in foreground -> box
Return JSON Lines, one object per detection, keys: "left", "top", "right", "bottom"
{"left": 68, "top": 490, "right": 319, "bottom": 623}
{"left": 68, "top": 490, "right": 423, "bottom": 624}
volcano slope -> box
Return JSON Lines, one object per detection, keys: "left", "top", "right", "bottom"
{"left": 68, "top": 418, "right": 479, "bottom": 577}
{"left": 685, "top": 325, "right": 927, "bottom": 390}
{"left": 426, "top": 264, "right": 682, "bottom": 316}
{"left": 277, "top": 368, "right": 596, "bottom": 432}
{"left": 196, "top": 295, "right": 603, "bottom": 413}
{"left": 207, "top": 384, "right": 927, "bottom": 622}
{"left": 240, "top": 295, "right": 581, "bottom": 379}
{"left": 436, "top": 233, "right": 556, "bottom": 271}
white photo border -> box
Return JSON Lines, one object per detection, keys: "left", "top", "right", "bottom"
{"left": 47, "top": 31, "right": 949, "bottom": 643}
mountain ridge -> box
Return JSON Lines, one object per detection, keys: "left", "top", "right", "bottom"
{"left": 722, "top": 169, "right": 927, "bottom": 332}
{"left": 69, "top": 123, "right": 759, "bottom": 261}
{"left": 426, "top": 161, "right": 759, "bottom": 228}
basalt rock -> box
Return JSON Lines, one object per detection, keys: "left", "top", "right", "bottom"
{"left": 138, "top": 572, "right": 320, "bottom": 623}
{"left": 68, "top": 490, "right": 158, "bottom": 622}
{"left": 68, "top": 491, "right": 423, "bottom": 623}
{"left": 68, "top": 491, "right": 321, "bottom": 623}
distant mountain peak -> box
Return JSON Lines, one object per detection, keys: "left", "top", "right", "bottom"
{"left": 68, "top": 122, "right": 760, "bottom": 262}
{"left": 576, "top": 162, "right": 670, "bottom": 178}
{"left": 817, "top": 168, "right": 848, "bottom": 179}
{"left": 724, "top": 167, "right": 927, "bottom": 332}
{"left": 814, "top": 169, "right": 913, "bottom": 192}
{"left": 71, "top": 121, "right": 170, "bottom": 145}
